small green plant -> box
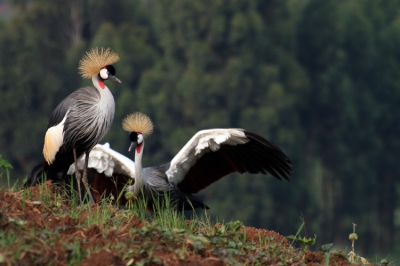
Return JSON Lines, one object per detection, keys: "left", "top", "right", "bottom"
{"left": 287, "top": 217, "right": 317, "bottom": 253}
{"left": 319, "top": 243, "right": 333, "bottom": 266}
{"left": 347, "top": 223, "right": 377, "bottom": 265}
{"left": 287, "top": 233, "right": 317, "bottom": 253}
{"left": 0, "top": 155, "right": 13, "bottom": 188}
{"left": 378, "top": 256, "right": 396, "bottom": 266}
{"left": 348, "top": 223, "right": 360, "bottom": 263}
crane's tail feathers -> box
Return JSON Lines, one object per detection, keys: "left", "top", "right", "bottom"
{"left": 24, "top": 162, "right": 45, "bottom": 187}
{"left": 182, "top": 194, "right": 209, "bottom": 210}
{"left": 171, "top": 188, "right": 209, "bottom": 210}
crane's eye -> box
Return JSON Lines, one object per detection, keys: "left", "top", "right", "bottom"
{"left": 137, "top": 134, "right": 144, "bottom": 144}
{"left": 106, "top": 65, "right": 116, "bottom": 75}
{"left": 99, "top": 68, "right": 108, "bottom": 80}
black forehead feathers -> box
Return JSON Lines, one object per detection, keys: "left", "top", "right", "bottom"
{"left": 129, "top": 132, "right": 138, "bottom": 142}
{"left": 106, "top": 65, "right": 116, "bottom": 75}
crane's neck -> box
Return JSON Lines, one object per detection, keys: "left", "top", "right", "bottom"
{"left": 134, "top": 141, "right": 144, "bottom": 196}
{"left": 90, "top": 75, "right": 115, "bottom": 140}
{"left": 92, "top": 75, "right": 109, "bottom": 91}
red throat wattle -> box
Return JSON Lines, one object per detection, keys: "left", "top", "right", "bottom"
{"left": 136, "top": 143, "right": 142, "bottom": 153}
{"left": 98, "top": 80, "right": 105, "bottom": 89}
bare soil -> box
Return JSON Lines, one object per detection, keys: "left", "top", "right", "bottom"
{"left": 0, "top": 181, "right": 351, "bottom": 265}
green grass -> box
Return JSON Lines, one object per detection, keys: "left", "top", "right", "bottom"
{"left": 0, "top": 155, "right": 13, "bottom": 189}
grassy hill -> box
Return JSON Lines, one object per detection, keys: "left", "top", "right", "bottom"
{"left": 0, "top": 181, "right": 358, "bottom": 266}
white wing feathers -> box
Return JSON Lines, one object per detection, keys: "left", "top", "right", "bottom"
{"left": 166, "top": 129, "right": 249, "bottom": 185}
{"left": 43, "top": 113, "right": 68, "bottom": 165}
{"left": 67, "top": 143, "right": 136, "bottom": 178}
{"left": 67, "top": 129, "right": 249, "bottom": 184}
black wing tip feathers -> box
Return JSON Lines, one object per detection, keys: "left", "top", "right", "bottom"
{"left": 244, "top": 131, "right": 292, "bottom": 181}
{"left": 178, "top": 130, "right": 293, "bottom": 194}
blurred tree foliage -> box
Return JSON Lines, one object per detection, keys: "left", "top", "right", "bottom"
{"left": 0, "top": 0, "right": 400, "bottom": 255}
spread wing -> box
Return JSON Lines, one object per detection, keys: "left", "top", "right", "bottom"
{"left": 166, "top": 129, "right": 292, "bottom": 194}
{"left": 67, "top": 142, "right": 136, "bottom": 178}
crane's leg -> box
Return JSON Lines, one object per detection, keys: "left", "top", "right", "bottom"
{"left": 73, "top": 148, "right": 82, "bottom": 205}
{"left": 82, "top": 150, "right": 95, "bottom": 204}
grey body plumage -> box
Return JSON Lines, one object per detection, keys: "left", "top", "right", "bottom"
{"left": 63, "top": 86, "right": 115, "bottom": 151}
{"left": 47, "top": 85, "right": 115, "bottom": 180}
{"left": 139, "top": 163, "right": 208, "bottom": 210}
{"left": 25, "top": 48, "right": 121, "bottom": 204}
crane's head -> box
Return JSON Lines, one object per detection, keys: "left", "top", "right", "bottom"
{"left": 122, "top": 112, "right": 154, "bottom": 154}
{"left": 78, "top": 47, "right": 121, "bottom": 83}
{"left": 99, "top": 65, "right": 121, "bottom": 83}
{"left": 128, "top": 132, "right": 143, "bottom": 154}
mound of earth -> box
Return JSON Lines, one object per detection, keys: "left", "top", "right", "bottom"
{"left": 0, "top": 181, "right": 351, "bottom": 265}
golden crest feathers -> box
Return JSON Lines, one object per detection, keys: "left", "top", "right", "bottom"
{"left": 122, "top": 112, "right": 154, "bottom": 137}
{"left": 78, "top": 47, "right": 120, "bottom": 79}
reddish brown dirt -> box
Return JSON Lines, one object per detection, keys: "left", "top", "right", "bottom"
{"left": 0, "top": 181, "right": 352, "bottom": 265}
{"left": 244, "top": 226, "right": 289, "bottom": 248}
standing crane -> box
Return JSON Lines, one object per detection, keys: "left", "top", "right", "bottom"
{"left": 69, "top": 112, "right": 292, "bottom": 210}
{"left": 25, "top": 47, "right": 121, "bottom": 204}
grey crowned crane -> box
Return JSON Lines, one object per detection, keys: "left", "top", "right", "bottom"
{"left": 25, "top": 47, "right": 121, "bottom": 204}
{"left": 69, "top": 112, "right": 292, "bottom": 210}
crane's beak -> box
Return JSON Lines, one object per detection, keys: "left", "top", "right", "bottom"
{"left": 128, "top": 142, "right": 137, "bottom": 152}
{"left": 109, "top": 75, "right": 122, "bottom": 84}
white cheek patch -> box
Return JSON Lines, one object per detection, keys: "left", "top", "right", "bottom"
{"left": 99, "top": 68, "right": 108, "bottom": 79}
{"left": 137, "top": 134, "right": 144, "bottom": 144}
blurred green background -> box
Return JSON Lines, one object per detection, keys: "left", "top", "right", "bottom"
{"left": 1, "top": 0, "right": 400, "bottom": 259}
